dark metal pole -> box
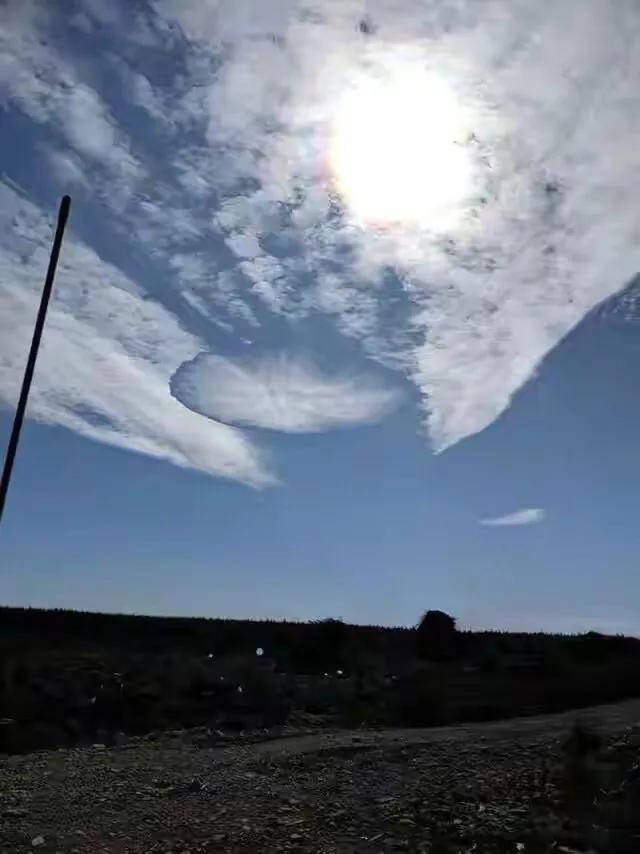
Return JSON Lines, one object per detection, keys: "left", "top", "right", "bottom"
{"left": 0, "top": 195, "right": 71, "bottom": 525}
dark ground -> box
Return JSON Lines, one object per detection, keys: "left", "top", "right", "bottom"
{"left": 2, "top": 607, "right": 640, "bottom": 756}
{"left": 2, "top": 607, "right": 640, "bottom": 851}
{"left": 1, "top": 698, "right": 640, "bottom": 853}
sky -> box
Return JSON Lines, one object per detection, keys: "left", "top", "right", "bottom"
{"left": 1, "top": 0, "right": 639, "bottom": 634}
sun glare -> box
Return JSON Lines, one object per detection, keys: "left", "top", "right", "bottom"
{"left": 329, "top": 59, "right": 474, "bottom": 231}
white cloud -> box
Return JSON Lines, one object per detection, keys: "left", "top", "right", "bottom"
{"left": 480, "top": 508, "right": 545, "bottom": 527}
{"left": 135, "top": 199, "right": 203, "bottom": 253}
{"left": 45, "top": 148, "right": 90, "bottom": 188}
{"left": 152, "top": 0, "right": 640, "bottom": 451}
{"left": 4, "top": 0, "right": 640, "bottom": 482}
{"left": 171, "top": 351, "right": 403, "bottom": 432}
{"left": 226, "top": 231, "right": 262, "bottom": 259}
{"left": 0, "top": 182, "right": 273, "bottom": 487}
{"left": 0, "top": 1, "right": 143, "bottom": 227}
{"left": 0, "top": 6, "right": 139, "bottom": 177}
{"left": 117, "top": 64, "right": 168, "bottom": 124}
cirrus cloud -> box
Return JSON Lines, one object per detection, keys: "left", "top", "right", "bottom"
{"left": 171, "top": 351, "right": 403, "bottom": 433}
{"left": 0, "top": 181, "right": 273, "bottom": 488}
{"left": 3, "top": 0, "right": 640, "bottom": 485}
{"left": 480, "top": 508, "right": 545, "bottom": 527}
{"left": 155, "top": 0, "right": 640, "bottom": 451}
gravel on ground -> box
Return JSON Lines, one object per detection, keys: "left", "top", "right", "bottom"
{"left": 2, "top": 699, "right": 640, "bottom": 853}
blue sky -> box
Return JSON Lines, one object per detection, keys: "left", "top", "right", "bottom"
{"left": 1, "top": 0, "right": 639, "bottom": 634}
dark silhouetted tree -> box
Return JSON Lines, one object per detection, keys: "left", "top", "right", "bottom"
{"left": 416, "top": 610, "right": 458, "bottom": 661}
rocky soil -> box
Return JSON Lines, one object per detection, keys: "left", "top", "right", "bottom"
{"left": 2, "top": 699, "right": 640, "bottom": 853}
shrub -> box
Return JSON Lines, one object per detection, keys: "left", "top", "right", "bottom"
{"left": 556, "top": 716, "right": 605, "bottom": 827}
{"left": 416, "top": 610, "right": 458, "bottom": 662}
{"left": 385, "top": 667, "right": 450, "bottom": 727}
{"left": 478, "top": 645, "right": 501, "bottom": 674}
{"left": 289, "top": 619, "right": 348, "bottom": 673}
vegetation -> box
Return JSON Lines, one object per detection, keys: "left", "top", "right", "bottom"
{"left": 0, "top": 605, "right": 639, "bottom": 754}
{"left": 532, "top": 716, "right": 640, "bottom": 851}
{"left": 416, "top": 609, "right": 459, "bottom": 661}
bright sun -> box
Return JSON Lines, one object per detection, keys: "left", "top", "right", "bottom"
{"left": 328, "top": 59, "right": 474, "bottom": 231}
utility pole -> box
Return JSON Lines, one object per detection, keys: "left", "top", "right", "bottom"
{"left": 0, "top": 195, "right": 71, "bottom": 526}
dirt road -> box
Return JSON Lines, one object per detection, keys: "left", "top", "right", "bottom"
{"left": 2, "top": 698, "right": 640, "bottom": 853}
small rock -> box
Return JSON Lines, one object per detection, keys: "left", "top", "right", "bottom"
{"left": 31, "top": 837, "right": 45, "bottom": 848}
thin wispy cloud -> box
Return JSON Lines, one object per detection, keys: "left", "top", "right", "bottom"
{"left": 2, "top": 0, "right": 640, "bottom": 483}
{"left": 171, "top": 352, "right": 403, "bottom": 433}
{"left": 0, "top": 183, "right": 272, "bottom": 487}
{"left": 154, "top": 0, "right": 640, "bottom": 451}
{"left": 0, "top": 4, "right": 141, "bottom": 183}
{"left": 480, "top": 508, "right": 545, "bottom": 527}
